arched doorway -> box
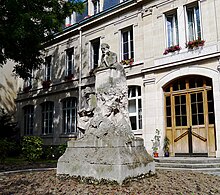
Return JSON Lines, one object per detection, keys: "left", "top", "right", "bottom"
{"left": 164, "top": 75, "right": 216, "bottom": 157}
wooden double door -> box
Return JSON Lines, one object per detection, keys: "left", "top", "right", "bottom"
{"left": 164, "top": 76, "right": 216, "bottom": 157}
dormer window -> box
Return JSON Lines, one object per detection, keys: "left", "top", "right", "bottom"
{"left": 93, "top": 0, "right": 100, "bottom": 14}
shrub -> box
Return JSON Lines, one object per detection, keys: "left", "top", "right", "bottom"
{"left": 0, "top": 139, "right": 17, "bottom": 163}
{"left": 21, "top": 136, "right": 43, "bottom": 162}
{"left": 58, "top": 143, "right": 67, "bottom": 157}
{"left": 42, "top": 143, "right": 67, "bottom": 160}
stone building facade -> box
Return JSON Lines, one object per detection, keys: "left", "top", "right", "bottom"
{"left": 16, "top": 0, "right": 220, "bottom": 157}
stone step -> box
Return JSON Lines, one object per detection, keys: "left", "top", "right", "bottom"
{"left": 154, "top": 157, "right": 220, "bottom": 172}
{"left": 155, "top": 162, "right": 220, "bottom": 169}
{"left": 154, "top": 157, "right": 220, "bottom": 164}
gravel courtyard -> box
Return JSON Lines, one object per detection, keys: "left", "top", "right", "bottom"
{"left": 1, "top": 169, "right": 220, "bottom": 195}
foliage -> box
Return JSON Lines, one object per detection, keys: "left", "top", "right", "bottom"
{"left": 121, "top": 58, "right": 134, "bottom": 65}
{"left": 0, "top": 108, "right": 19, "bottom": 140}
{"left": 163, "top": 45, "right": 181, "bottom": 55}
{"left": 21, "top": 136, "right": 43, "bottom": 162}
{"left": 186, "top": 38, "right": 205, "bottom": 49}
{"left": 151, "top": 129, "right": 161, "bottom": 152}
{"left": 42, "top": 80, "right": 51, "bottom": 89}
{"left": 0, "top": 139, "right": 18, "bottom": 163}
{"left": 163, "top": 136, "right": 170, "bottom": 153}
{"left": 0, "top": 0, "right": 84, "bottom": 79}
{"left": 42, "top": 143, "right": 67, "bottom": 160}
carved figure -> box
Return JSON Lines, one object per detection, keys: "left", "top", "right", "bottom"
{"left": 99, "top": 43, "right": 117, "bottom": 68}
{"left": 77, "top": 87, "right": 96, "bottom": 134}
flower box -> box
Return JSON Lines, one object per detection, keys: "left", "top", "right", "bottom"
{"left": 121, "top": 58, "right": 134, "bottom": 66}
{"left": 84, "top": 15, "right": 91, "bottom": 19}
{"left": 186, "top": 38, "right": 205, "bottom": 49}
{"left": 23, "top": 85, "right": 32, "bottom": 93}
{"left": 64, "top": 74, "right": 74, "bottom": 81}
{"left": 163, "top": 45, "right": 181, "bottom": 55}
{"left": 42, "top": 80, "right": 51, "bottom": 89}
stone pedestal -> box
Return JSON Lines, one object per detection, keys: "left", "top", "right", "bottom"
{"left": 57, "top": 136, "right": 155, "bottom": 184}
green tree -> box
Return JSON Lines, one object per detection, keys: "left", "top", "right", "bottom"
{"left": 0, "top": 108, "right": 18, "bottom": 140}
{"left": 0, "top": 0, "right": 84, "bottom": 79}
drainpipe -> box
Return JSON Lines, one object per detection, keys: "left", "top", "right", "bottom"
{"left": 213, "top": 0, "right": 219, "bottom": 43}
{"left": 78, "top": 27, "right": 82, "bottom": 110}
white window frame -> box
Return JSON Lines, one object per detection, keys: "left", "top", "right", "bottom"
{"left": 62, "top": 98, "right": 77, "bottom": 134}
{"left": 44, "top": 56, "right": 52, "bottom": 81}
{"left": 185, "top": 2, "right": 202, "bottom": 42}
{"left": 128, "top": 86, "right": 142, "bottom": 131}
{"left": 24, "top": 105, "right": 34, "bottom": 135}
{"left": 121, "top": 26, "right": 134, "bottom": 61}
{"left": 41, "top": 102, "right": 54, "bottom": 135}
{"left": 165, "top": 11, "right": 179, "bottom": 47}
{"left": 90, "top": 38, "right": 100, "bottom": 69}
{"left": 65, "top": 48, "right": 74, "bottom": 76}
{"left": 65, "top": 13, "right": 76, "bottom": 27}
{"left": 24, "top": 70, "right": 33, "bottom": 88}
{"left": 93, "top": 0, "right": 100, "bottom": 14}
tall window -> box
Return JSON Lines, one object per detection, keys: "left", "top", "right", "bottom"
{"left": 65, "top": 13, "right": 75, "bottom": 27}
{"left": 41, "top": 102, "right": 54, "bottom": 135}
{"left": 91, "top": 38, "right": 100, "bottom": 69}
{"left": 93, "top": 0, "right": 100, "bottom": 14}
{"left": 62, "top": 98, "right": 77, "bottom": 134}
{"left": 121, "top": 26, "right": 134, "bottom": 60}
{"left": 186, "top": 3, "right": 201, "bottom": 41}
{"left": 128, "top": 86, "right": 142, "bottom": 130}
{"left": 23, "top": 105, "right": 34, "bottom": 135}
{"left": 45, "top": 56, "right": 52, "bottom": 81}
{"left": 66, "top": 48, "right": 74, "bottom": 76}
{"left": 166, "top": 11, "right": 179, "bottom": 47}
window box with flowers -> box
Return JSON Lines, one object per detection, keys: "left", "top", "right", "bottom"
{"left": 163, "top": 45, "right": 181, "bottom": 55}
{"left": 42, "top": 80, "right": 51, "bottom": 89}
{"left": 64, "top": 74, "right": 74, "bottom": 81}
{"left": 23, "top": 85, "right": 32, "bottom": 93}
{"left": 121, "top": 58, "right": 134, "bottom": 66}
{"left": 186, "top": 38, "right": 205, "bottom": 50}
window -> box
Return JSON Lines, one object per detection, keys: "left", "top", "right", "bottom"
{"left": 164, "top": 76, "right": 215, "bottom": 128}
{"left": 121, "top": 26, "right": 134, "bottom": 60}
{"left": 45, "top": 56, "right": 52, "bottom": 81}
{"left": 24, "top": 77, "right": 32, "bottom": 88}
{"left": 128, "top": 86, "right": 142, "bottom": 130}
{"left": 23, "top": 70, "right": 33, "bottom": 90}
{"left": 66, "top": 48, "right": 74, "bottom": 76}
{"left": 62, "top": 98, "right": 77, "bottom": 134}
{"left": 65, "top": 13, "right": 75, "bottom": 27}
{"left": 41, "top": 102, "right": 54, "bottom": 135}
{"left": 165, "top": 11, "right": 179, "bottom": 47}
{"left": 23, "top": 105, "right": 34, "bottom": 135}
{"left": 186, "top": 3, "right": 201, "bottom": 41}
{"left": 93, "top": 0, "right": 100, "bottom": 14}
{"left": 90, "top": 38, "right": 100, "bottom": 69}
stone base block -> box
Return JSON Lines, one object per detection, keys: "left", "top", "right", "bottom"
{"left": 57, "top": 137, "right": 155, "bottom": 184}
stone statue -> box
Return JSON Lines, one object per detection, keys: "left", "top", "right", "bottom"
{"left": 57, "top": 43, "right": 155, "bottom": 184}
{"left": 77, "top": 87, "right": 96, "bottom": 134}
{"left": 99, "top": 43, "right": 117, "bottom": 68}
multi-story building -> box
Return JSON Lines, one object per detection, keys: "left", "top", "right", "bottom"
{"left": 16, "top": 0, "right": 220, "bottom": 157}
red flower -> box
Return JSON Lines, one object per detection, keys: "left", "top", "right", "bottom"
{"left": 163, "top": 45, "right": 181, "bottom": 55}
{"left": 186, "top": 39, "right": 205, "bottom": 49}
{"left": 42, "top": 80, "right": 51, "bottom": 89}
{"left": 64, "top": 74, "right": 74, "bottom": 81}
